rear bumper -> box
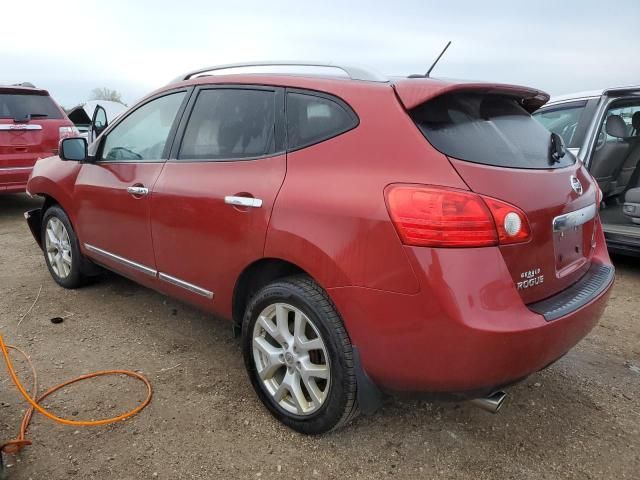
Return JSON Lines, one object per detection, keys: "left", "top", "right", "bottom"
{"left": 0, "top": 165, "right": 32, "bottom": 193}
{"left": 329, "top": 239, "right": 614, "bottom": 395}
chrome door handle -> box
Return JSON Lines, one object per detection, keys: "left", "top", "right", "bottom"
{"left": 224, "top": 196, "right": 263, "bottom": 208}
{"left": 127, "top": 186, "right": 149, "bottom": 196}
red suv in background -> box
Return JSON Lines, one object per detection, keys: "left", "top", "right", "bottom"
{"left": 0, "top": 85, "right": 76, "bottom": 193}
{"left": 24, "top": 62, "right": 614, "bottom": 434}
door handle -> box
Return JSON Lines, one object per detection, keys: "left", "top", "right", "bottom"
{"left": 127, "top": 186, "right": 149, "bottom": 197}
{"left": 224, "top": 196, "right": 263, "bottom": 208}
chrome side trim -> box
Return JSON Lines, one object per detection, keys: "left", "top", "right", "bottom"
{"left": 0, "top": 166, "right": 33, "bottom": 171}
{"left": 158, "top": 272, "right": 214, "bottom": 299}
{"left": 553, "top": 204, "right": 597, "bottom": 232}
{"left": 0, "top": 124, "right": 42, "bottom": 131}
{"left": 84, "top": 243, "right": 157, "bottom": 277}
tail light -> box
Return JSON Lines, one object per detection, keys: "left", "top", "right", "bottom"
{"left": 58, "top": 126, "right": 78, "bottom": 140}
{"left": 384, "top": 185, "right": 530, "bottom": 248}
{"left": 55, "top": 126, "right": 79, "bottom": 154}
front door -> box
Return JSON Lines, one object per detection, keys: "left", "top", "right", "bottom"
{"left": 74, "top": 90, "right": 188, "bottom": 282}
{"left": 150, "top": 86, "right": 286, "bottom": 314}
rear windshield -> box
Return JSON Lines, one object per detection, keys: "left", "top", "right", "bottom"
{"left": 411, "top": 92, "right": 575, "bottom": 169}
{"left": 0, "top": 93, "right": 63, "bottom": 120}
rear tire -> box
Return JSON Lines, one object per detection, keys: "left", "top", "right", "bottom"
{"left": 242, "top": 275, "right": 359, "bottom": 434}
{"left": 42, "top": 206, "right": 87, "bottom": 289}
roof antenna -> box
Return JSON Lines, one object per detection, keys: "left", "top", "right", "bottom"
{"left": 420, "top": 41, "right": 452, "bottom": 78}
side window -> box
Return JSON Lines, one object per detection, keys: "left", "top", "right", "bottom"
{"left": 286, "top": 92, "right": 357, "bottom": 150}
{"left": 101, "top": 92, "right": 186, "bottom": 161}
{"left": 178, "top": 89, "right": 276, "bottom": 160}
{"left": 533, "top": 102, "right": 586, "bottom": 148}
{"left": 600, "top": 103, "right": 640, "bottom": 140}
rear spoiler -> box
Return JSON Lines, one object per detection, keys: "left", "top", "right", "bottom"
{"left": 0, "top": 87, "right": 49, "bottom": 96}
{"left": 392, "top": 78, "right": 550, "bottom": 113}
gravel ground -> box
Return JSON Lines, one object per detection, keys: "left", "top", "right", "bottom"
{"left": 1, "top": 193, "right": 639, "bottom": 479}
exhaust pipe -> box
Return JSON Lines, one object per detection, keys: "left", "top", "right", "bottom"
{"left": 470, "top": 391, "right": 507, "bottom": 413}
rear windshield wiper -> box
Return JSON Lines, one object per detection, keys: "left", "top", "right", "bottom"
{"left": 13, "top": 113, "right": 49, "bottom": 122}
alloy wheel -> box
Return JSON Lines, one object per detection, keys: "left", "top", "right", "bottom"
{"left": 252, "top": 302, "right": 331, "bottom": 416}
{"left": 45, "top": 217, "right": 72, "bottom": 279}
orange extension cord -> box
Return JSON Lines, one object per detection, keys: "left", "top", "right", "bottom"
{"left": 0, "top": 333, "right": 152, "bottom": 456}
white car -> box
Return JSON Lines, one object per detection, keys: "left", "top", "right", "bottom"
{"left": 67, "top": 100, "right": 126, "bottom": 143}
{"left": 533, "top": 86, "right": 640, "bottom": 255}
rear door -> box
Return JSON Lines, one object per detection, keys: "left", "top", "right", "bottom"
{"left": 74, "top": 90, "right": 189, "bottom": 283}
{"left": 404, "top": 87, "right": 598, "bottom": 303}
{"left": 150, "top": 85, "right": 286, "bottom": 313}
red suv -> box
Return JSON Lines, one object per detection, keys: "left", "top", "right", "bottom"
{"left": 24, "top": 62, "right": 614, "bottom": 434}
{"left": 1, "top": 85, "right": 76, "bottom": 193}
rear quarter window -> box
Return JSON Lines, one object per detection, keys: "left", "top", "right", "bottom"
{"left": 0, "top": 92, "right": 63, "bottom": 120}
{"left": 286, "top": 91, "right": 358, "bottom": 151}
{"left": 411, "top": 92, "right": 575, "bottom": 169}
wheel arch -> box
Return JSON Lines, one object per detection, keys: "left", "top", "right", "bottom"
{"left": 232, "top": 257, "right": 312, "bottom": 332}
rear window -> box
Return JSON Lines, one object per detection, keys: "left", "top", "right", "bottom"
{"left": 286, "top": 92, "right": 357, "bottom": 150}
{"left": 411, "top": 92, "right": 575, "bottom": 169}
{"left": 0, "top": 92, "right": 63, "bottom": 120}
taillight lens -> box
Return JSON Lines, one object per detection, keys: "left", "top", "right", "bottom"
{"left": 384, "top": 185, "right": 530, "bottom": 248}
{"left": 481, "top": 196, "right": 531, "bottom": 245}
{"left": 59, "top": 126, "right": 78, "bottom": 140}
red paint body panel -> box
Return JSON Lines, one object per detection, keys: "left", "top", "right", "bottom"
{"left": 26, "top": 72, "right": 615, "bottom": 396}
{"left": 329, "top": 219, "right": 611, "bottom": 392}
{"left": 451, "top": 159, "right": 598, "bottom": 303}
{"left": 74, "top": 162, "right": 165, "bottom": 278}
{"left": 150, "top": 156, "right": 287, "bottom": 316}
{"left": 266, "top": 82, "right": 466, "bottom": 293}
{"left": 392, "top": 78, "right": 550, "bottom": 112}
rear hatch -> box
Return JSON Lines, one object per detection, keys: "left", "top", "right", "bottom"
{"left": 395, "top": 80, "right": 598, "bottom": 303}
{"left": 0, "top": 88, "right": 69, "bottom": 169}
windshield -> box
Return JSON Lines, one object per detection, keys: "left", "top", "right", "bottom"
{"left": 411, "top": 92, "right": 575, "bottom": 170}
{"left": 0, "top": 93, "right": 63, "bottom": 120}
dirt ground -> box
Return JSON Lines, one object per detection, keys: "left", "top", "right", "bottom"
{"left": 0, "top": 194, "right": 638, "bottom": 480}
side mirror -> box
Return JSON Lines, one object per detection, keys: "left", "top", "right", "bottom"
{"left": 91, "top": 105, "right": 108, "bottom": 143}
{"left": 60, "top": 137, "right": 88, "bottom": 162}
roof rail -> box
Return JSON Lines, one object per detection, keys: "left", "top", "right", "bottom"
{"left": 170, "top": 61, "right": 388, "bottom": 84}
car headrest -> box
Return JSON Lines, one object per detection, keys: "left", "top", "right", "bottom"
{"left": 632, "top": 111, "right": 640, "bottom": 131}
{"left": 606, "top": 115, "right": 628, "bottom": 138}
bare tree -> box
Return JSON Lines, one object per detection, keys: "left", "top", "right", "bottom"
{"left": 89, "top": 87, "right": 124, "bottom": 105}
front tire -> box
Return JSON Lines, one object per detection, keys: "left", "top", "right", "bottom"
{"left": 42, "top": 205, "right": 87, "bottom": 289}
{"left": 242, "top": 275, "right": 359, "bottom": 434}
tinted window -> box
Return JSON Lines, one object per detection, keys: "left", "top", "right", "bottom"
{"left": 533, "top": 103, "right": 586, "bottom": 147}
{"left": 101, "top": 92, "right": 185, "bottom": 161}
{"left": 179, "top": 89, "right": 275, "bottom": 160}
{"left": 286, "top": 92, "right": 356, "bottom": 150}
{"left": 0, "top": 93, "right": 63, "bottom": 120}
{"left": 412, "top": 92, "right": 575, "bottom": 169}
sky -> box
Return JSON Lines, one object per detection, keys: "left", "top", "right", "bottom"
{"left": 2, "top": 0, "right": 639, "bottom": 108}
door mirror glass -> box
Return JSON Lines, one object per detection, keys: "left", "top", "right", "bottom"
{"left": 60, "top": 137, "right": 88, "bottom": 161}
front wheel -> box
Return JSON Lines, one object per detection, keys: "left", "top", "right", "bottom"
{"left": 42, "top": 205, "right": 87, "bottom": 289}
{"left": 242, "top": 276, "right": 359, "bottom": 434}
